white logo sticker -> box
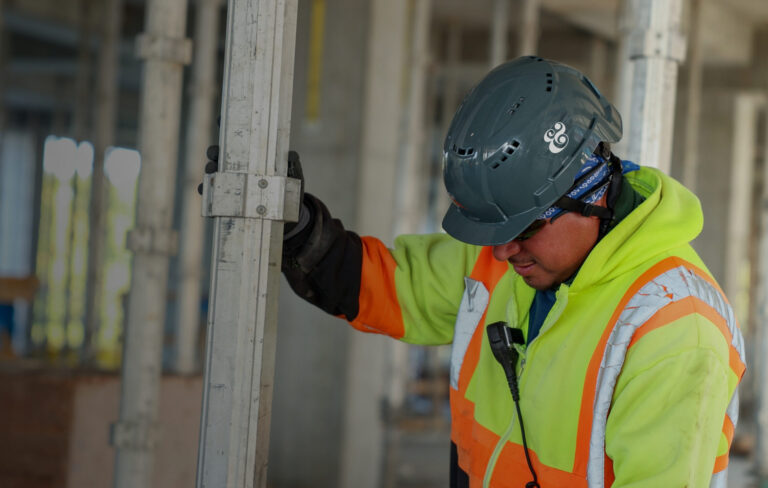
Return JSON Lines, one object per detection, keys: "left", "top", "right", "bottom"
{"left": 544, "top": 122, "right": 569, "bottom": 154}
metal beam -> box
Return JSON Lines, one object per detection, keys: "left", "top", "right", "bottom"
{"left": 196, "top": 0, "right": 299, "bottom": 486}
{"left": 112, "top": 0, "right": 191, "bottom": 485}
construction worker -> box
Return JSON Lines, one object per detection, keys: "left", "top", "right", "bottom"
{"left": 207, "top": 56, "right": 745, "bottom": 487}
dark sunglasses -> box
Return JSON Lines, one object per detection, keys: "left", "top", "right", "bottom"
{"left": 514, "top": 219, "right": 547, "bottom": 241}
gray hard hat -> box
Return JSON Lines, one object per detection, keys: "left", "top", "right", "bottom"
{"left": 441, "top": 56, "right": 623, "bottom": 246}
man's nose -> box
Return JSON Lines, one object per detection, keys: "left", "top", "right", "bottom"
{"left": 492, "top": 240, "right": 522, "bottom": 261}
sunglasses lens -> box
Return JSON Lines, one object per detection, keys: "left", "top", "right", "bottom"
{"left": 515, "top": 219, "right": 546, "bottom": 241}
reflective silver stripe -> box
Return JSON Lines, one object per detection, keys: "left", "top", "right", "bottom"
{"left": 587, "top": 265, "right": 745, "bottom": 487}
{"left": 709, "top": 469, "right": 727, "bottom": 488}
{"left": 450, "top": 277, "right": 489, "bottom": 390}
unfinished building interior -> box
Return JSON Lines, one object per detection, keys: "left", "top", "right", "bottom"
{"left": 2, "top": 0, "right": 768, "bottom": 486}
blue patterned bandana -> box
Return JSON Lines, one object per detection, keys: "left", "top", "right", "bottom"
{"left": 538, "top": 154, "right": 640, "bottom": 221}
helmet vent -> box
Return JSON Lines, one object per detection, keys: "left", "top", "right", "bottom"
{"left": 546, "top": 73, "right": 553, "bottom": 92}
{"left": 453, "top": 144, "right": 475, "bottom": 156}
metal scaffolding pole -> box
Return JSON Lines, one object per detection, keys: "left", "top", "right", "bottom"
{"left": 112, "top": 0, "right": 191, "bottom": 485}
{"left": 83, "top": 0, "right": 123, "bottom": 363}
{"left": 614, "top": 0, "right": 685, "bottom": 173}
{"left": 174, "top": 0, "right": 223, "bottom": 375}
{"left": 518, "top": 0, "right": 539, "bottom": 57}
{"left": 681, "top": 0, "right": 702, "bottom": 192}
{"left": 196, "top": 0, "right": 299, "bottom": 486}
{"left": 490, "top": 0, "right": 509, "bottom": 67}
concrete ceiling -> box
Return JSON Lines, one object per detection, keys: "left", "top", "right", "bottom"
{"left": 432, "top": 0, "right": 767, "bottom": 66}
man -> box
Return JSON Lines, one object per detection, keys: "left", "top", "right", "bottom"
{"left": 213, "top": 56, "right": 745, "bottom": 487}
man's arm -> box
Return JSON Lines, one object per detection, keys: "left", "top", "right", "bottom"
{"left": 605, "top": 316, "right": 736, "bottom": 487}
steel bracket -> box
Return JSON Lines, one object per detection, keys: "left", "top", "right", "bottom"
{"left": 201, "top": 172, "right": 301, "bottom": 221}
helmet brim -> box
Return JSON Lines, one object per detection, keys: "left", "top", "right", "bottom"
{"left": 442, "top": 203, "right": 540, "bottom": 246}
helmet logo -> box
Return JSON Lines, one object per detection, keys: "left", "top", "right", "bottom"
{"left": 544, "top": 122, "right": 569, "bottom": 154}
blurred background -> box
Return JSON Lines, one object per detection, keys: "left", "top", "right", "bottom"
{"left": 1, "top": 0, "right": 768, "bottom": 486}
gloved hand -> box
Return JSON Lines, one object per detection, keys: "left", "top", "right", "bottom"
{"left": 198, "top": 144, "right": 311, "bottom": 239}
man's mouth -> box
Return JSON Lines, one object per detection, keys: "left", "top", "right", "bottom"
{"left": 511, "top": 260, "right": 536, "bottom": 276}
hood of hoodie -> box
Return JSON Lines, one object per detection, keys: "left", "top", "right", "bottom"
{"left": 570, "top": 166, "right": 704, "bottom": 291}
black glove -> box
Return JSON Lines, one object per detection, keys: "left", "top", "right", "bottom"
{"left": 198, "top": 144, "right": 311, "bottom": 239}
{"left": 196, "top": 144, "right": 220, "bottom": 195}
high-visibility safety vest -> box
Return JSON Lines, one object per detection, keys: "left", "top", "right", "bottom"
{"left": 348, "top": 167, "right": 745, "bottom": 487}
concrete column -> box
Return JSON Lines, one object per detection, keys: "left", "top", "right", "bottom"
{"left": 83, "top": 0, "right": 123, "bottom": 363}
{"left": 724, "top": 94, "right": 764, "bottom": 342}
{"left": 174, "top": 0, "right": 223, "bottom": 375}
{"left": 518, "top": 0, "right": 540, "bottom": 57}
{"left": 339, "top": 0, "right": 407, "bottom": 486}
{"left": 490, "top": 0, "right": 509, "bottom": 67}
{"left": 390, "top": 0, "right": 432, "bottom": 415}
{"left": 756, "top": 95, "right": 768, "bottom": 485}
{"left": 613, "top": 0, "right": 686, "bottom": 173}
{"left": 435, "top": 23, "right": 462, "bottom": 230}
{"left": 112, "top": 0, "right": 191, "bottom": 485}
{"left": 268, "top": 0, "right": 368, "bottom": 484}
{"left": 681, "top": 0, "right": 703, "bottom": 191}
{"left": 589, "top": 37, "right": 609, "bottom": 98}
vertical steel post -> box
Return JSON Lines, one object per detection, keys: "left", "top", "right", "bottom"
{"left": 175, "top": 0, "right": 224, "bottom": 375}
{"left": 615, "top": 0, "right": 686, "bottom": 173}
{"left": 518, "top": 0, "right": 539, "bottom": 57}
{"left": 490, "top": 0, "right": 509, "bottom": 67}
{"left": 112, "top": 0, "right": 191, "bottom": 485}
{"left": 681, "top": 0, "right": 702, "bottom": 192}
{"left": 83, "top": 0, "right": 123, "bottom": 363}
{"left": 196, "top": 0, "right": 299, "bottom": 486}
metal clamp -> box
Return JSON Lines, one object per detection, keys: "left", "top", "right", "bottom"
{"left": 201, "top": 173, "right": 301, "bottom": 222}
{"left": 110, "top": 419, "right": 158, "bottom": 449}
{"left": 628, "top": 29, "right": 686, "bottom": 62}
{"left": 127, "top": 227, "right": 179, "bottom": 255}
{"left": 135, "top": 33, "right": 193, "bottom": 64}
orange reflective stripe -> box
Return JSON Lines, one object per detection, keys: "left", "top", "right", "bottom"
{"left": 450, "top": 247, "right": 509, "bottom": 482}
{"left": 713, "top": 453, "right": 729, "bottom": 472}
{"left": 452, "top": 387, "right": 587, "bottom": 487}
{"left": 457, "top": 247, "right": 508, "bottom": 394}
{"left": 490, "top": 442, "right": 588, "bottom": 487}
{"left": 575, "top": 256, "right": 687, "bottom": 472}
{"left": 723, "top": 415, "right": 735, "bottom": 445}
{"left": 349, "top": 236, "right": 405, "bottom": 338}
{"left": 627, "top": 297, "right": 746, "bottom": 379}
